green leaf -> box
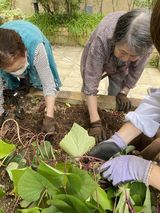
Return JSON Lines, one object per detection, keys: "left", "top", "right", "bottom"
{"left": 67, "top": 166, "right": 97, "bottom": 200}
{"left": 115, "top": 187, "right": 133, "bottom": 213}
{"left": 48, "top": 194, "right": 91, "bottom": 213}
{"left": 0, "top": 209, "right": 5, "bottom": 213}
{"left": 124, "top": 145, "right": 135, "bottom": 154}
{"left": 20, "top": 200, "right": 32, "bottom": 208}
{"left": 17, "top": 207, "right": 40, "bottom": 213}
{"left": 47, "top": 199, "right": 71, "bottom": 212}
{"left": 66, "top": 173, "right": 82, "bottom": 195}
{"left": 38, "top": 161, "right": 69, "bottom": 188}
{"left": 0, "top": 185, "right": 5, "bottom": 198}
{"left": 107, "top": 186, "right": 117, "bottom": 199}
{"left": 59, "top": 123, "right": 95, "bottom": 157}
{"left": 86, "top": 201, "right": 106, "bottom": 213}
{"left": 6, "top": 162, "right": 19, "bottom": 180}
{"left": 38, "top": 161, "right": 70, "bottom": 175}
{"left": 130, "top": 182, "right": 146, "bottom": 206}
{"left": 0, "top": 140, "right": 15, "bottom": 159}
{"left": 55, "top": 162, "right": 72, "bottom": 173}
{"left": 11, "top": 154, "right": 26, "bottom": 168}
{"left": 92, "top": 186, "right": 113, "bottom": 211}
{"left": 133, "top": 206, "right": 145, "bottom": 213}
{"left": 4, "top": 153, "right": 26, "bottom": 168}
{"left": 17, "top": 168, "right": 58, "bottom": 202}
{"left": 12, "top": 168, "right": 27, "bottom": 194}
{"left": 37, "top": 141, "right": 54, "bottom": 160}
{"left": 123, "top": 203, "right": 130, "bottom": 213}
{"left": 132, "top": 194, "right": 142, "bottom": 206}
{"left": 41, "top": 206, "right": 60, "bottom": 213}
{"left": 143, "top": 186, "right": 152, "bottom": 213}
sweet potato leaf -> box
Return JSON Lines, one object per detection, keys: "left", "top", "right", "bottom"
{"left": 17, "top": 168, "right": 58, "bottom": 202}
{"left": 0, "top": 140, "right": 15, "bottom": 159}
{"left": 60, "top": 123, "right": 95, "bottom": 157}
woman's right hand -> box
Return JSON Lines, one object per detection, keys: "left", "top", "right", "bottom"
{"left": 86, "top": 95, "right": 107, "bottom": 143}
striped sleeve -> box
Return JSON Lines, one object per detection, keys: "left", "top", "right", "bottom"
{"left": 33, "top": 43, "right": 58, "bottom": 96}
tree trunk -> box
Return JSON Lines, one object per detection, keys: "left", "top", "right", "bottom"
{"left": 100, "top": 0, "right": 103, "bottom": 14}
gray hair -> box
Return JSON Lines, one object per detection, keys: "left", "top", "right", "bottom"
{"left": 113, "top": 9, "right": 152, "bottom": 55}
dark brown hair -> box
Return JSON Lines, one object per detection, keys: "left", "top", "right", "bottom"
{"left": 151, "top": 0, "right": 160, "bottom": 53}
{"left": 0, "top": 28, "right": 26, "bottom": 69}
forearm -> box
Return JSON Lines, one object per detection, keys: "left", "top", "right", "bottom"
{"left": 45, "top": 95, "right": 56, "bottom": 118}
{"left": 86, "top": 95, "right": 100, "bottom": 122}
{"left": 117, "top": 122, "right": 141, "bottom": 145}
{"left": 126, "top": 91, "right": 160, "bottom": 137}
{"left": 148, "top": 164, "right": 160, "bottom": 190}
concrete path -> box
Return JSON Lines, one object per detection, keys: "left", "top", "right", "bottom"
{"left": 54, "top": 45, "right": 160, "bottom": 99}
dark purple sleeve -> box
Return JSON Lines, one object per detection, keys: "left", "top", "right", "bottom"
{"left": 82, "top": 36, "right": 106, "bottom": 95}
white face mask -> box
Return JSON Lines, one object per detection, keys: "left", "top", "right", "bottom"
{"left": 11, "top": 61, "right": 29, "bottom": 76}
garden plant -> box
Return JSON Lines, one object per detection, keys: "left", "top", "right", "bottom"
{"left": 0, "top": 0, "right": 160, "bottom": 212}
{"left": 0, "top": 95, "right": 159, "bottom": 212}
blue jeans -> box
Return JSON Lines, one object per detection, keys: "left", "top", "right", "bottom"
{"left": 108, "top": 73, "right": 126, "bottom": 96}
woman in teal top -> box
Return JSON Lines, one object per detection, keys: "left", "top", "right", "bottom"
{"left": 0, "top": 20, "right": 61, "bottom": 133}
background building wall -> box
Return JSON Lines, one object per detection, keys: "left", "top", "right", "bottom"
{"left": 84, "top": 0, "right": 133, "bottom": 14}
{"left": 15, "top": 0, "right": 132, "bottom": 16}
{"left": 15, "top": 0, "right": 34, "bottom": 15}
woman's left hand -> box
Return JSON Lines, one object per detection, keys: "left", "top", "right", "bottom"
{"left": 99, "top": 155, "right": 152, "bottom": 186}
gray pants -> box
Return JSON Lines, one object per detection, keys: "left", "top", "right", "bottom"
{"left": 108, "top": 73, "right": 126, "bottom": 96}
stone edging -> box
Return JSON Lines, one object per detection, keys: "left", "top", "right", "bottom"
{"left": 27, "top": 89, "right": 142, "bottom": 110}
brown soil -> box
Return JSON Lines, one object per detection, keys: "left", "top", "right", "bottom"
{"left": 0, "top": 95, "right": 155, "bottom": 213}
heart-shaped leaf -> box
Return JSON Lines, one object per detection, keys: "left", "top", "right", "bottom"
{"left": 0, "top": 140, "right": 15, "bottom": 159}
{"left": 60, "top": 123, "right": 95, "bottom": 157}
{"left": 17, "top": 168, "right": 58, "bottom": 201}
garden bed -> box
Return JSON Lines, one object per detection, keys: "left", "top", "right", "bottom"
{"left": 0, "top": 94, "right": 123, "bottom": 212}
{"left": 0, "top": 92, "right": 158, "bottom": 212}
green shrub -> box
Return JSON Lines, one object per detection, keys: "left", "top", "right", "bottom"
{"left": 149, "top": 54, "right": 159, "bottom": 68}
{"left": 0, "top": 0, "right": 24, "bottom": 24}
{"left": 28, "top": 12, "right": 104, "bottom": 39}
{"left": 0, "top": 8, "right": 25, "bottom": 23}
{"left": 0, "top": 0, "right": 11, "bottom": 11}
{"left": 133, "top": 0, "right": 156, "bottom": 9}
{"left": 67, "top": 13, "right": 103, "bottom": 38}
{"left": 28, "top": 13, "right": 59, "bottom": 35}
